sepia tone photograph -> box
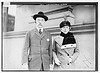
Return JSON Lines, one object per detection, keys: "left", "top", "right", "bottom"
{"left": 1, "top": 1, "right": 98, "bottom": 72}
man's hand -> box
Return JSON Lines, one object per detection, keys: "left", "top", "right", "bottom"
{"left": 55, "top": 58, "right": 61, "bottom": 65}
{"left": 22, "top": 63, "right": 28, "bottom": 70}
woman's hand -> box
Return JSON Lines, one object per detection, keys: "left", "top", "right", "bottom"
{"left": 55, "top": 58, "right": 61, "bottom": 65}
{"left": 49, "top": 64, "right": 54, "bottom": 70}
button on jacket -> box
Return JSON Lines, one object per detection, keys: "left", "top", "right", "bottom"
{"left": 22, "top": 28, "right": 53, "bottom": 70}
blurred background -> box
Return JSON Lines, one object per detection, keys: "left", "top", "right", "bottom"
{"left": 2, "top": 2, "right": 97, "bottom": 71}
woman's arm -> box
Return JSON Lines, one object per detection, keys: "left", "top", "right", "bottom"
{"left": 52, "top": 39, "right": 61, "bottom": 65}
{"left": 61, "top": 43, "right": 79, "bottom": 63}
{"left": 70, "top": 47, "right": 80, "bottom": 63}
{"left": 53, "top": 52, "right": 61, "bottom": 65}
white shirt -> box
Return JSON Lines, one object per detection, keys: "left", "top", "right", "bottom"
{"left": 36, "top": 26, "right": 43, "bottom": 33}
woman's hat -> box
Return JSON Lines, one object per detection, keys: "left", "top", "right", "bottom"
{"left": 60, "top": 21, "right": 71, "bottom": 28}
{"left": 32, "top": 12, "right": 48, "bottom": 21}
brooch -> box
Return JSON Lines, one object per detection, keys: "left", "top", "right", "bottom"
{"left": 47, "top": 39, "right": 50, "bottom": 41}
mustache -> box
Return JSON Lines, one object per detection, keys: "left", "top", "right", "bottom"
{"left": 39, "top": 23, "right": 42, "bottom": 25}
{"left": 38, "top": 23, "right": 43, "bottom": 27}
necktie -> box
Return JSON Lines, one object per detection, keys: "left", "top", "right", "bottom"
{"left": 39, "top": 29, "right": 42, "bottom": 34}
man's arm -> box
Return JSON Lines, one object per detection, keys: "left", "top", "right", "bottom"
{"left": 48, "top": 33, "right": 53, "bottom": 65}
{"left": 48, "top": 33, "right": 54, "bottom": 70}
{"left": 22, "top": 32, "right": 30, "bottom": 65}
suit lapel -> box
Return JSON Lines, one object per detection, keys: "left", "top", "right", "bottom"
{"left": 35, "top": 28, "right": 46, "bottom": 39}
{"left": 35, "top": 28, "right": 41, "bottom": 38}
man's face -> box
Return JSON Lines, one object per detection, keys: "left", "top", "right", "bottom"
{"left": 60, "top": 26, "right": 70, "bottom": 34}
{"left": 35, "top": 17, "right": 45, "bottom": 28}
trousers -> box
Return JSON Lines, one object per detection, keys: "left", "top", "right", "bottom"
{"left": 40, "top": 63, "right": 44, "bottom": 71}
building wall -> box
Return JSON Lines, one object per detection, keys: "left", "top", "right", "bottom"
{"left": 14, "top": 5, "right": 75, "bottom": 31}
{"left": 3, "top": 37, "right": 25, "bottom": 70}
{"left": 14, "top": 5, "right": 95, "bottom": 31}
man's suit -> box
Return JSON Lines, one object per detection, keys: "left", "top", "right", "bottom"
{"left": 22, "top": 28, "right": 53, "bottom": 70}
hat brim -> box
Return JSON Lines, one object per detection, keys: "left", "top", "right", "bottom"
{"left": 32, "top": 14, "right": 48, "bottom": 21}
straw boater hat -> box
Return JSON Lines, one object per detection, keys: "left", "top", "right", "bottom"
{"left": 32, "top": 11, "right": 48, "bottom": 21}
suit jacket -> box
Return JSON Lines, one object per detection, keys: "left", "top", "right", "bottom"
{"left": 53, "top": 35, "right": 79, "bottom": 65}
{"left": 22, "top": 28, "right": 53, "bottom": 70}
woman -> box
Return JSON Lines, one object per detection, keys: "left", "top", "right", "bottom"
{"left": 53, "top": 21, "right": 79, "bottom": 70}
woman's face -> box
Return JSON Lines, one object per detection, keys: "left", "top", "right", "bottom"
{"left": 60, "top": 26, "right": 70, "bottom": 34}
{"left": 35, "top": 17, "right": 45, "bottom": 28}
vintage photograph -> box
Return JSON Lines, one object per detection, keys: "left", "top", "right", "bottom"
{"left": 2, "top": 1, "right": 98, "bottom": 72}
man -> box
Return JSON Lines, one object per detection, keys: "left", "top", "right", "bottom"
{"left": 22, "top": 12, "right": 53, "bottom": 71}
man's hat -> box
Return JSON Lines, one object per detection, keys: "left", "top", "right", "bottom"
{"left": 32, "top": 12, "right": 48, "bottom": 21}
